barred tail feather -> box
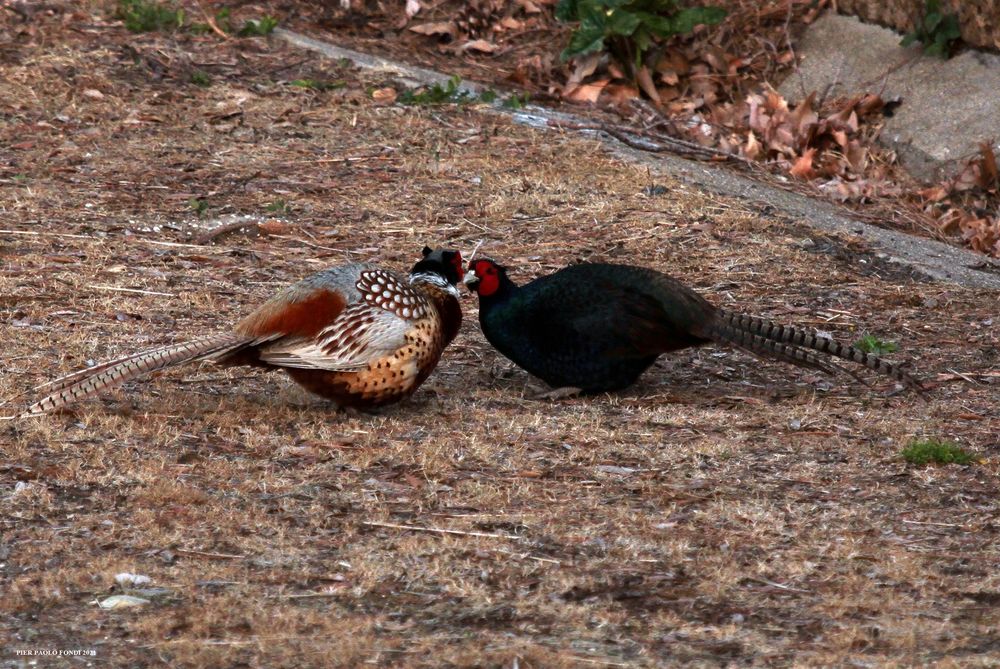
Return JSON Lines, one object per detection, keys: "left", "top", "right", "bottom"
{"left": 710, "top": 309, "right": 926, "bottom": 393}
{"left": 28, "top": 340, "right": 209, "bottom": 397}
{"left": 18, "top": 333, "right": 257, "bottom": 418}
{"left": 730, "top": 336, "right": 868, "bottom": 385}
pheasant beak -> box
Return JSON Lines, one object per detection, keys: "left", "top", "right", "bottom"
{"left": 463, "top": 272, "right": 480, "bottom": 291}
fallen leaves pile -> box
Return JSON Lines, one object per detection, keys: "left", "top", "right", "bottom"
{"left": 924, "top": 144, "right": 1000, "bottom": 256}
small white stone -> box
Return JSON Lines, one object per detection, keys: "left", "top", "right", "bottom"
{"left": 115, "top": 572, "right": 151, "bottom": 587}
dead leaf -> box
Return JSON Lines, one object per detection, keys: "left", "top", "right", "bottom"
{"left": 657, "top": 86, "right": 679, "bottom": 103}
{"left": 371, "top": 87, "right": 397, "bottom": 104}
{"left": 603, "top": 83, "right": 640, "bottom": 105}
{"left": 764, "top": 89, "right": 787, "bottom": 114}
{"left": 635, "top": 65, "right": 660, "bottom": 105}
{"left": 662, "top": 49, "right": 690, "bottom": 76}
{"left": 978, "top": 142, "right": 998, "bottom": 189}
{"left": 938, "top": 209, "right": 963, "bottom": 234}
{"left": 744, "top": 131, "right": 761, "bottom": 160}
{"left": 565, "top": 79, "right": 609, "bottom": 104}
{"left": 564, "top": 52, "right": 600, "bottom": 92}
{"left": 405, "top": 0, "right": 421, "bottom": 18}
{"left": 499, "top": 17, "right": 524, "bottom": 30}
{"left": 727, "top": 56, "right": 749, "bottom": 76}
{"left": 82, "top": 88, "right": 104, "bottom": 100}
{"left": 919, "top": 184, "right": 950, "bottom": 202}
{"left": 703, "top": 46, "right": 729, "bottom": 73}
{"left": 658, "top": 67, "right": 679, "bottom": 86}
{"left": 789, "top": 148, "right": 817, "bottom": 179}
{"left": 831, "top": 103, "right": 859, "bottom": 132}
{"left": 845, "top": 141, "right": 867, "bottom": 172}
{"left": 856, "top": 93, "right": 885, "bottom": 117}
{"left": 954, "top": 164, "right": 981, "bottom": 192}
{"left": 460, "top": 39, "right": 498, "bottom": 54}
{"left": 788, "top": 92, "right": 817, "bottom": 135}
{"left": 409, "top": 22, "right": 455, "bottom": 37}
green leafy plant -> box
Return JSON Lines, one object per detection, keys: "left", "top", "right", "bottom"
{"left": 555, "top": 0, "right": 725, "bottom": 67}
{"left": 901, "top": 0, "right": 961, "bottom": 58}
{"left": 901, "top": 438, "right": 975, "bottom": 466}
{"left": 266, "top": 199, "right": 289, "bottom": 214}
{"left": 189, "top": 198, "right": 210, "bottom": 218}
{"left": 503, "top": 92, "right": 531, "bottom": 110}
{"left": 399, "top": 76, "right": 477, "bottom": 106}
{"left": 854, "top": 334, "right": 899, "bottom": 356}
{"left": 467, "top": 88, "right": 530, "bottom": 108}
{"left": 290, "top": 79, "right": 346, "bottom": 91}
{"left": 117, "top": 0, "right": 184, "bottom": 32}
{"left": 238, "top": 15, "right": 279, "bottom": 37}
{"left": 190, "top": 70, "right": 211, "bottom": 87}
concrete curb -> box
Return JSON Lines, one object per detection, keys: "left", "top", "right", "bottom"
{"left": 274, "top": 28, "right": 1000, "bottom": 291}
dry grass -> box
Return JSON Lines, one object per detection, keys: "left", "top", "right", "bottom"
{"left": 2, "top": 4, "right": 999, "bottom": 668}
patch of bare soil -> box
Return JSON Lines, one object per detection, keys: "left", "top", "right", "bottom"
{"left": 2, "top": 4, "right": 1000, "bottom": 668}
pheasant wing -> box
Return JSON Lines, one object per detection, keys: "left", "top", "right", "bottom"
{"left": 527, "top": 279, "right": 703, "bottom": 357}
{"left": 256, "top": 304, "right": 407, "bottom": 371}
{"left": 256, "top": 270, "right": 431, "bottom": 372}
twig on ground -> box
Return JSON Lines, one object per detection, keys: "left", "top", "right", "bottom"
{"left": 174, "top": 548, "right": 246, "bottom": 560}
{"left": 944, "top": 368, "right": 982, "bottom": 385}
{"left": 0, "top": 229, "right": 92, "bottom": 240}
{"left": 86, "top": 285, "right": 175, "bottom": 297}
{"left": 362, "top": 521, "right": 522, "bottom": 540}
{"left": 195, "top": 0, "right": 230, "bottom": 40}
{"left": 744, "top": 576, "right": 811, "bottom": 593}
{"left": 546, "top": 119, "right": 753, "bottom": 165}
{"left": 195, "top": 219, "right": 259, "bottom": 244}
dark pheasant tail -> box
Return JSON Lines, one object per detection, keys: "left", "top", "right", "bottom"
{"left": 13, "top": 333, "right": 262, "bottom": 418}
{"left": 707, "top": 309, "right": 926, "bottom": 393}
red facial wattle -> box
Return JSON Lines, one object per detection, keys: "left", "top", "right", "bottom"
{"left": 472, "top": 260, "right": 500, "bottom": 297}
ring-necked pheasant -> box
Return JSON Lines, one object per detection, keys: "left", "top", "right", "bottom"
{"left": 464, "top": 258, "right": 925, "bottom": 395}
{"left": 10, "top": 247, "right": 464, "bottom": 417}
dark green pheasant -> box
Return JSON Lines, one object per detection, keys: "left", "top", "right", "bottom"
{"left": 464, "top": 258, "right": 925, "bottom": 395}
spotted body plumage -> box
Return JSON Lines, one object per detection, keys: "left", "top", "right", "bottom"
{"left": 356, "top": 269, "right": 429, "bottom": 320}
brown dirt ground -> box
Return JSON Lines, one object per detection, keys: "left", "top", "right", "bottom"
{"left": 2, "top": 4, "right": 1000, "bottom": 668}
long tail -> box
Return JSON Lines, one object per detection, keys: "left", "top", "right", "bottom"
{"left": 704, "top": 309, "right": 926, "bottom": 393}
{"left": 8, "top": 333, "right": 260, "bottom": 418}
